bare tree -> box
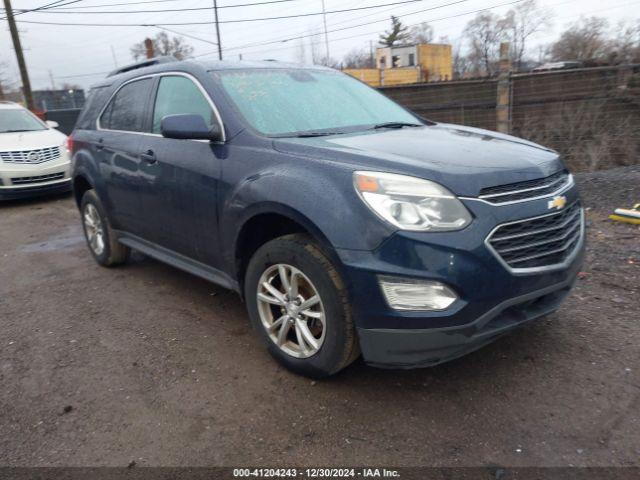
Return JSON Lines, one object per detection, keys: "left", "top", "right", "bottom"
{"left": 0, "top": 61, "right": 16, "bottom": 100}
{"left": 609, "top": 20, "right": 640, "bottom": 64}
{"left": 409, "top": 22, "right": 434, "bottom": 44}
{"left": 308, "top": 39, "right": 338, "bottom": 67}
{"left": 379, "top": 16, "right": 410, "bottom": 47}
{"left": 548, "top": 17, "right": 610, "bottom": 62}
{"left": 503, "top": 0, "right": 552, "bottom": 70}
{"left": 463, "top": 12, "right": 509, "bottom": 77}
{"left": 130, "top": 32, "right": 194, "bottom": 61}
{"left": 342, "top": 48, "right": 374, "bottom": 68}
{"left": 451, "top": 41, "right": 470, "bottom": 79}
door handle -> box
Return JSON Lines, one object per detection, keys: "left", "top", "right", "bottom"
{"left": 140, "top": 149, "right": 157, "bottom": 164}
{"left": 96, "top": 138, "right": 104, "bottom": 150}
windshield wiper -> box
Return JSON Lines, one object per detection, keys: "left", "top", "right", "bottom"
{"left": 1, "top": 129, "right": 32, "bottom": 133}
{"left": 371, "top": 122, "right": 423, "bottom": 130}
{"left": 291, "top": 131, "right": 345, "bottom": 138}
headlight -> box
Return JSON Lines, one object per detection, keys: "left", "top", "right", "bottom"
{"left": 353, "top": 171, "right": 472, "bottom": 231}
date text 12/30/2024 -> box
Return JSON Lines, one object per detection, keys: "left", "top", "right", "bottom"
{"left": 233, "top": 468, "right": 401, "bottom": 478}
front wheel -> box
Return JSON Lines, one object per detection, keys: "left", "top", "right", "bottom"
{"left": 244, "top": 234, "right": 359, "bottom": 378}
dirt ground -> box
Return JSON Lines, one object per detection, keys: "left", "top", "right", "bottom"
{"left": 0, "top": 167, "right": 638, "bottom": 467}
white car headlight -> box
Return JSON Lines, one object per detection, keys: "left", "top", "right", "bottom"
{"left": 354, "top": 171, "right": 472, "bottom": 232}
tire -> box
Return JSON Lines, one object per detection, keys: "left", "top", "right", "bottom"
{"left": 80, "top": 189, "right": 130, "bottom": 267}
{"left": 244, "top": 234, "right": 359, "bottom": 378}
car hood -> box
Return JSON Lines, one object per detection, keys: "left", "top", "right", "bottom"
{"left": 0, "top": 129, "right": 67, "bottom": 152}
{"left": 272, "top": 123, "right": 563, "bottom": 197}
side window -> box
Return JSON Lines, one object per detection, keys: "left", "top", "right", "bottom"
{"left": 152, "top": 75, "right": 216, "bottom": 134}
{"left": 76, "top": 86, "right": 110, "bottom": 130}
{"left": 100, "top": 78, "right": 152, "bottom": 132}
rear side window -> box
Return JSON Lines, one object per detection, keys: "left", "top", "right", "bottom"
{"left": 76, "top": 86, "right": 111, "bottom": 130}
{"left": 100, "top": 78, "right": 152, "bottom": 132}
{"left": 152, "top": 75, "right": 215, "bottom": 134}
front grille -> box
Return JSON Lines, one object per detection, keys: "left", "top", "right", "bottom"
{"left": 487, "top": 202, "right": 583, "bottom": 270}
{"left": 0, "top": 146, "right": 61, "bottom": 164}
{"left": 479, "top": 170, "right": 571, "bottom": 204}
{"left": 11, "top": 172, "right": 65, "bottom": 185}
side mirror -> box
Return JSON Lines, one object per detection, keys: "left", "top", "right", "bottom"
{"left": 46, "top": 120, "right": 59, "bottom": 129}
{"left": 160, "top": 114, "right": 223, "bottom": 141}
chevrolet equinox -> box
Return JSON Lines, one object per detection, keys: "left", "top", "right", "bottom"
{"left": 69, "top": 57, "right": 585, "bottom": 378}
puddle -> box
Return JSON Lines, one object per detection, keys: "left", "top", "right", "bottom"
{"left": 19, "top": 226, "right": 85, "bottom": 253}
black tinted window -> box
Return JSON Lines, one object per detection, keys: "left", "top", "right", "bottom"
{"left": 76, "top": 86, "right": 111, "bottom": 130}
{"left": 100, "top": 78, "right": 152, "bottom": 132}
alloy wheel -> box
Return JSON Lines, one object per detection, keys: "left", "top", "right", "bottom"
{"left": 83, "top": 203, "right": 105, "bottom": 256}
{"left": 256, "top": 263, "right": 326, "bottom": 358}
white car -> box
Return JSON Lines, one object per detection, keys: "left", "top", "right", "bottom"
{"left": 0, "top": 101, "right": 71, "bottom": 200}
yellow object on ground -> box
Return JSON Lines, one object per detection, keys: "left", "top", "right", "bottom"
{"left": 609, "top": 204, "right": 640, "bottom": 225}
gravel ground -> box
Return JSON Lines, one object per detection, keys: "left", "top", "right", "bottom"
{"left": 0, "top": 167, "right": 638, "bottom": 467}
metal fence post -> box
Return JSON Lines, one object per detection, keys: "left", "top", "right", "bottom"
{"left": 496, "top": 42, "right": 512, "bottom": 134}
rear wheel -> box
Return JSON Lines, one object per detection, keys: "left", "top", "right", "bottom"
{"left": 80, "top": 190, "right": 130, "bottom": 267}
{"left": 245, "top": 234, "right": 359, "bottom": 378}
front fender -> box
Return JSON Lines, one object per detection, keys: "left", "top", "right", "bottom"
{"left": 219, "top": 155, "right": 394, "bottom": 270}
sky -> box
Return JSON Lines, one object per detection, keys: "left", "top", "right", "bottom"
{"left": 1, "top": 0, "right": 638, "bottom": 90}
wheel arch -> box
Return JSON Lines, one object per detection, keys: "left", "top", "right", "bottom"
{"left": 72, "top": 172, "right": 94, "bottom": 208}
{"left": 233, "top": 203, "right": 341, "bottom": 293}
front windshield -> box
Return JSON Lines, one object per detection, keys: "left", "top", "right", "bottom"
{"left": 0, "top": 109, "right": 47, "bottom": 133}
{"left": 214, "top": 68, "right": 421, "bottom": 136}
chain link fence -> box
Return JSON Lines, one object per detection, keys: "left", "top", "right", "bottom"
{"left": 380, "top": 64, "right": 640, "bottom": 171}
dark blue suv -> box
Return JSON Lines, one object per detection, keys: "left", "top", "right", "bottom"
{"left": 70, "top": 57, "right": 585, "bottom": 378}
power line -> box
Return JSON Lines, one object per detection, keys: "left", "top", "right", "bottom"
{"left": 155, "top": 26, "right": 218, "bottom": 46}
{"left": 0, "top": 0, "right": 82, "bottom": 20}
{"left": 53, "top": 0, "right": 518, "bottom": 78}
{"left": 199, "top": 0, "right": 443, "bottom": 58}
{"left": 27, "top": 0, "right": 195, "bottom": 9}
{"left": 14, "top": 0, "right": 304, "bottom": 14}
{"left": 220, "top": 0, "right": 637, "bottom": 58}
{"left": 50, "top": 0, "right": 637, "bottom": 80}
{"left": 201, "top": 0, "right": 476, "bottom": 54}
{"left": 14, "top": 0, "right": 428, "bottom": 26}
{"left": 212, "top": 0, "right": 529, "bottom": 57}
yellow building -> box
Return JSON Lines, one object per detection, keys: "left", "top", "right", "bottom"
{"left": 344, "top": 43, "right": 453, "bottom": 87}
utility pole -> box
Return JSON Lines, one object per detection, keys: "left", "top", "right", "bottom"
{"left": 3, "top": 0, "right": 34, "bottom": 110}
{"left": 48, "top": 70, "right": 55, "bottom": 90}
{"left": 320, "top": 0, "right": 330, "bottom": 60}
{"left": 496, "top": 42, "right": 512, "bottom": 134}
{"left": 110, "top": 45, "right": 118, "bottom": 67}
{"left": 213, "top": 0, "right": 222, "bottom": 60}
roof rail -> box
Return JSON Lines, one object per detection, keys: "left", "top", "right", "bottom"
{"left": 107, "top": 56, "right": 177, "bottom": 77}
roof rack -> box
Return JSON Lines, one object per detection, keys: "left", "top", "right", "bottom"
{"left": 107, "top": 56, "right": 177, "bottom": 78}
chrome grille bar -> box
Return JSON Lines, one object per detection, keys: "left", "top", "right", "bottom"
{"left": 0, "top": 146, "right": 61, "bottom": 164}
{"left": 486, "top": 202, "right": 584, "bottom": 273}
{"left": 490, "top": 208, "right": 581, "bottom": 242}
{"left": 508, "top": 230, "right": 582, "bottom": 264}
{"left": 494, "top": 220, "right": 581, "bottom": 254}
{"left": 480, "top": 174, "right": 569, "bottom": 199}
{"left": 11, "top": 172, "right": 65, "bottom": 185}
{"left": 477, "top": 171, "right": 573, "bottom": 205}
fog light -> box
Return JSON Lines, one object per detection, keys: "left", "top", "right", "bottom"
{"left": 379, "top": 276, "right": 458, "bottom": 311}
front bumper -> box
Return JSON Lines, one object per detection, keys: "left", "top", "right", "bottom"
{"left": 0, "top": 179, "right": 72, "bottom": 200}
{"left": 0, "top": 158, "right": 71, "bottom": 200}
{"left": 337, "top": 184, "right": 585, "bottom": 368}
{"left": 358, "top": 276, "right": 576, "bottom": 367}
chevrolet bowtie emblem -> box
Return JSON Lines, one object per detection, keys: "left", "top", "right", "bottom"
{"left": 548, "top": 195, "right": 567, "bottom": 210}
